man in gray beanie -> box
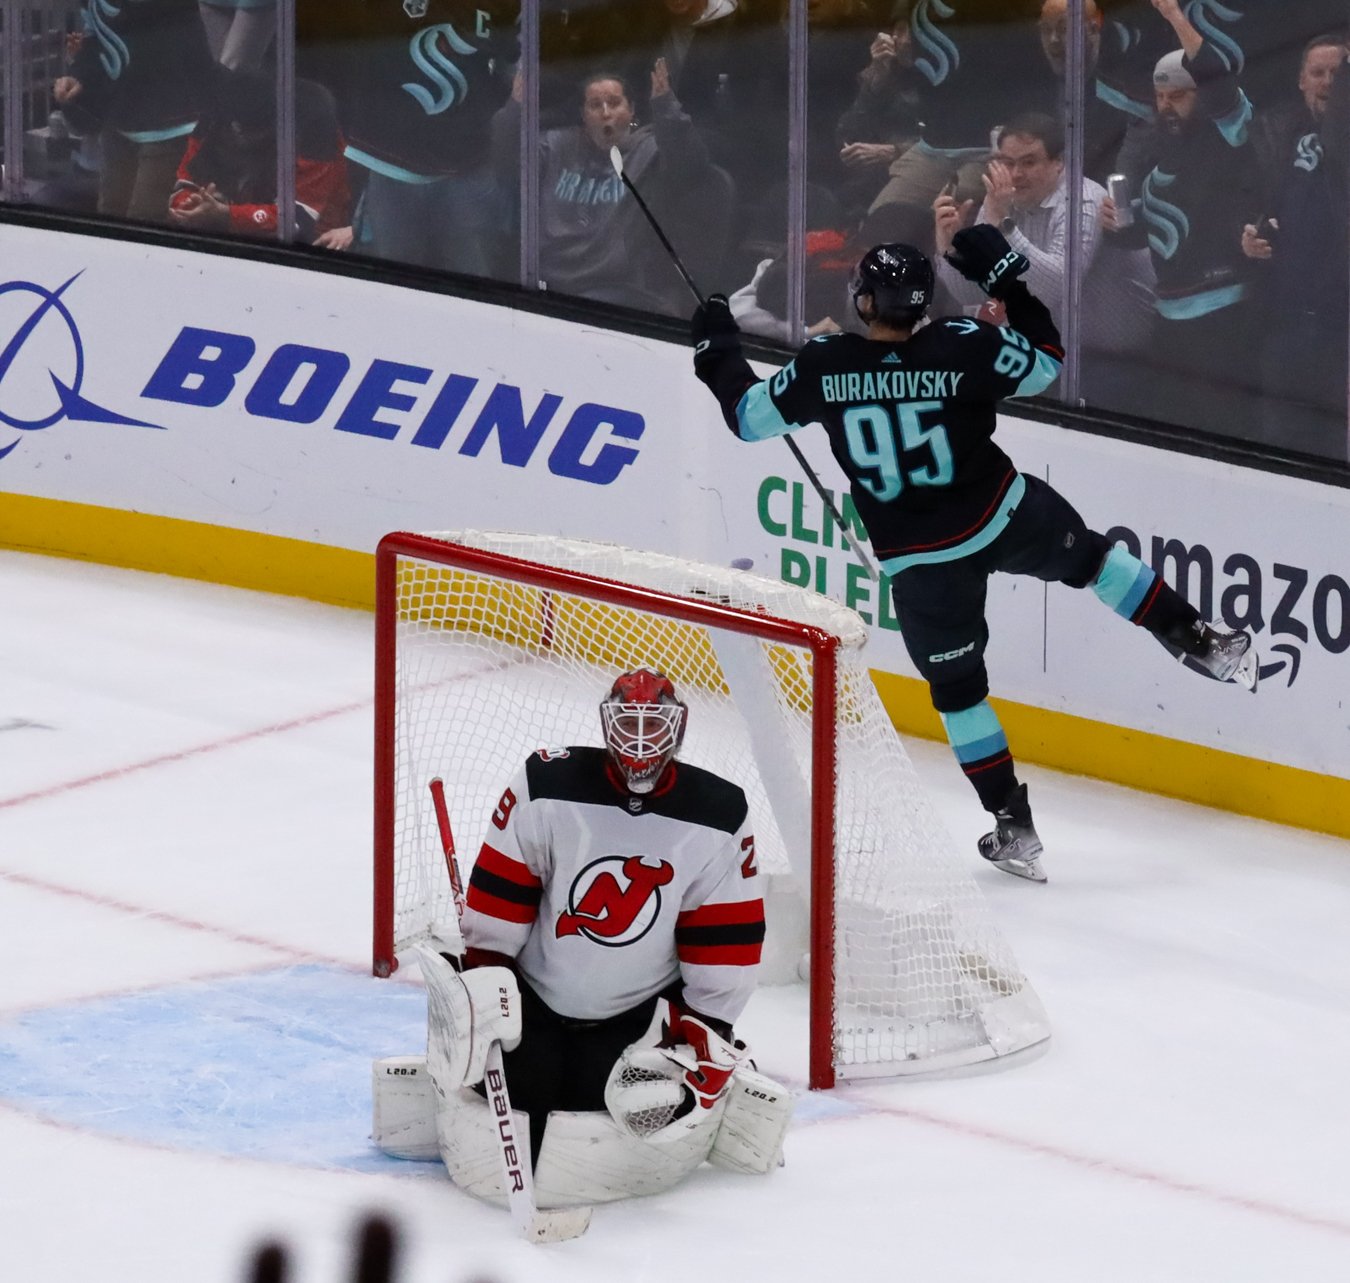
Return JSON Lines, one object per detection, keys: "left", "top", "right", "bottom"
{"left": 1098, "top": 0, "right": 1260, "bottom": 441}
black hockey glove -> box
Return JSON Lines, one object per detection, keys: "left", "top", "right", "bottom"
{"left": 691, "top": 293, "right": 757, "bottom": 428}
{"left": 691, "top": 294, "right": 741, "bottom": 372}
{"left": 944, "top": 224, "right": 1030, "bottom": 299}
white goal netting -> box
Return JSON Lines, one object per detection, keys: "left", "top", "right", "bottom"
{"left": 376, "top": 530, "right": 1049, "bottom": 1084}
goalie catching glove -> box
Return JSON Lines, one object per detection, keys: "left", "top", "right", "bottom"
{"left": 943, "top": 224, "right": 1030, "bottom": 299}
{"left": 605, "top": 1005, "right": 749, "bottom": 1142}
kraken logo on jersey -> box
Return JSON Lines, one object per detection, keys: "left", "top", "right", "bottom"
{"left": 1294, "top": 133, "right": 1323, "bottom": 174}
{"left": 911, "top": 0, "right": 959, "bottom": 87}
{"left": 1140, "top": 171, "right": 1190, "bottom": 260}
{"left": 404, "top": 0, "right": 429, "bottom": 17}
{"left": 1185, "top": 0, "right": 1243, "bottom": 75}
{"left": 403, "top": 24, "right": 477, "bottom": 115}
{"left": 87, "top": 0, "right": 130, "bottom": 81}
{"left": 556, "top": 855, "right": 675, "bottom": 945}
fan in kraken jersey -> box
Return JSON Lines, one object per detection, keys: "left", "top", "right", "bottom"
{"left": 412, "top": 667, "right": 787, "bottom": 1210}
{"left": 691, "top": 228, "right": 1259, "bottom": 883}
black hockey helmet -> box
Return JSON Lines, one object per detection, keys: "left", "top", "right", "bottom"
{"left": 849, "top": 242, "right": 935, "bottom": 327}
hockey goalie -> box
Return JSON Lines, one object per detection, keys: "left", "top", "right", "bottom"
{"left": 374, "top": 668, "right": 793, "bottom": 1212}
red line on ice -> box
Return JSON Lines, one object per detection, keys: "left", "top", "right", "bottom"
{"left": 0, "top": 866, "right": 347, "bottom": 967}
{"left": 0, "top": 698, "right": 370, "bottom": 812}
{"left": 850, "top": 1100, "right": 1350, "bottom": 1240}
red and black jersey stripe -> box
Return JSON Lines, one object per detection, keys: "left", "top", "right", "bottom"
{"left": 675, "top": 900, "right": 765, "bottom": 967}
{"left": 467, "top": 843, "right": 543, "bottom": 925}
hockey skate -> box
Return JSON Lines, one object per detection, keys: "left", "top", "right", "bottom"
{"left": 1182, "top": 620, "right": 1259, "bottom": 692}
{"left": 978, "top": 783, "right": 1046, "bottom": 883}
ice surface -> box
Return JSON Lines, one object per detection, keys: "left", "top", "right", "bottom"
{"left": 2, "top": 550, "right": 1348, "bottom": 1282}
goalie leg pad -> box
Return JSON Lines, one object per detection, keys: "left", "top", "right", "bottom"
{"left": 708, "top": 1066, "right": 793, "bottom": 1175}
{"left": 434, "top": 1093, "right": 714, "bottom": 1208}
{"left": 533, "top": 1108, "right": 717, "bottom": 1207}
{"left": 371, "top": 1055, "right": 440, "bottom": 1161}
{"left": 415, "top": 943, "right": 521, "bottom": 1091}
{"left": 434, "top": 1086, "right": 525, "bottom": 1206}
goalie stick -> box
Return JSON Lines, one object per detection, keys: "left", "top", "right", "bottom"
{"left": 608, "top": 145, "right": 879, "bottom": 581}
{"left": 427, "top": 778, "right": 593, "bottom": 1243}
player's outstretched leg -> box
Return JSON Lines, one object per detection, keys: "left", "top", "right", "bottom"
{"left": 977, "top": 782, "right": 1046, "bottom": 883}
{"left": 1090, "top": 546, "right": 1259, "bottom": 692}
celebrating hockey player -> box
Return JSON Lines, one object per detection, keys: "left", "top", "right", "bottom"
{"left": 376, "top": 667, "right": 790, "bottom": 1215}
{"left": 690, "top": 227, "right": 1258, "bottom": 883}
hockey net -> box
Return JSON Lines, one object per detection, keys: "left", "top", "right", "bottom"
{"left": 373, "top": 530, "right": 1049, "bottom": 1088}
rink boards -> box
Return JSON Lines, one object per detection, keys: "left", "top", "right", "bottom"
{"left": 0, "top": 219, "right": 1345, "bottom": 838}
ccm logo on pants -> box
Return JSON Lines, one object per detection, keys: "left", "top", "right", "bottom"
{"left": 929, "top": 641, "right": 976, "bottom": 663}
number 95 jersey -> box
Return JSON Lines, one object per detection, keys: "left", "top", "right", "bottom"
{"left": 732, "top": 318, "right": 1061, "bottom": 574}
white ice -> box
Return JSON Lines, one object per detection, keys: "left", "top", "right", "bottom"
{"left": 2, "top": 549, "right": 1347, "bottom": 1283}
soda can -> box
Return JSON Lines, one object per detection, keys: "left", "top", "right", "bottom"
{"left": 1107, "top": 173, "right": 1133, "bottom": 228}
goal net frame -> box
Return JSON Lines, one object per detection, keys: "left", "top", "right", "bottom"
{"left": 372, "top": 530, "right": 1048, "bottom": 1091}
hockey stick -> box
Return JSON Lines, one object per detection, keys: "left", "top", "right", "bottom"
{"left": 428, "top": 777, "right": 465, "bottom": 919}
{"left": 426, "top": 779, "right": 592, "bottom": 1243}
{"left": 608, "top": 145, "right": 879, "bottom": 581}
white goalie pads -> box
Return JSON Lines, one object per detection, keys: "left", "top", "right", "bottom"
{"left": 415, "top": 943, "right": 521, "bottom": 1092}
{"left": 434, "top": 1086, "right": 721, "bottom": 1207}
{"left": 707, "top": 1065, "right": 793, "bottom": 1175}
{"left": 371, "top": 1055, "right": 440, "bottom": 1161}
{"left": 372, "top": 1052, "right": 791, "bottom": 1196}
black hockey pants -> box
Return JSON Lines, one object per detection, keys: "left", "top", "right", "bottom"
{"left": 889, "top": 474, "right": 1113, "bottom": 714}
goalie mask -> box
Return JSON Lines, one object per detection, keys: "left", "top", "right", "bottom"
{"left": 600, "top": 667, "right": 687, "bottom": 794}
{"left": 850, "top": 241, "right": 934, "bottom": 326}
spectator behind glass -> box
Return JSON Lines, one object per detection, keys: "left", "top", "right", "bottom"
{"left": 833, "top": 1, "right": 923, "bottom": 222}
{"left": 1099, "top": 0, "right": 1259, "bottom": 441}
{"left": 296, "top": 0, "right": 518, "bottom": 277}
{"left": 493, "top": 61, "right": 720, "bottom": 314}
{"left": 168, "top": 69, "right": 351, "bottom": 245}
{"left": 603, "top": 0, "right": 779, "bottom": 283}
{"left": 727, "top": 201, "right": 935, "bottom": 343}
{"left": 1250, "top": 32, "right": 1344, "bottom": 213}
{"left": 1241, "top": 36, "right": 1348, "bottom": 461}
{"left": 199, "top": 0, "right": 276, "bottom": 71}
{"left": 52, "top": 0, "right": 213, "bottom": 223}
{"left": 866, "top": 0, "right": 1047, "bottom": 223}
{"left": 933, "top": 113, "right": 1099, "bottom": 327}
{"left": 728, "top": 228, "right": 856, "bottom": 342}
{"left": 933, "top": 111, "right": 1153, "bottom": 362}
{"left": 1034, "top": 0, "right": 1150, "bottom": 183}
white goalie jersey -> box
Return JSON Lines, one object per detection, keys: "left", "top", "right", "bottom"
{"left": 459, "top": 746, "right": 765, "bottom": 1026}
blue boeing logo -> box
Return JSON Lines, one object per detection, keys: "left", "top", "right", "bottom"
{"left": 0, "top": 271, "right": 162, "bottom": 461}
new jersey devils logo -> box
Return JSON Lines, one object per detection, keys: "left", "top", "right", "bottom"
{"left": 555, "top": 856, "right": 675, "bottom": 946}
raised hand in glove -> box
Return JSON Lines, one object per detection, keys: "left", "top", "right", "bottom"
{"left": 691, "top": 293, "right": 740, "bottom": 350}
{"left": 944, "top": 224, "right": 1030, "bottom": 299}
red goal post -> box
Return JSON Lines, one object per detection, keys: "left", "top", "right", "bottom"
{"left": 373, "top": 530, "right": 1049, "bottom": 1090}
